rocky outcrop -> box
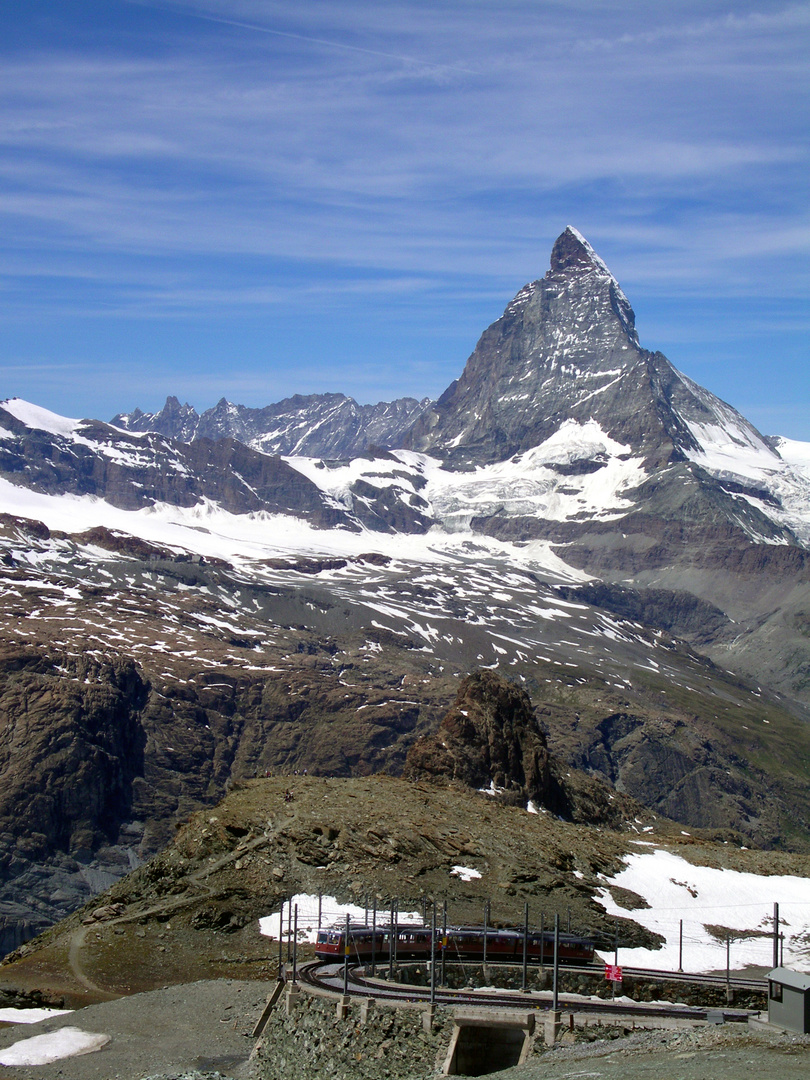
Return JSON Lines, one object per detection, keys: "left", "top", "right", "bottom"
{"left": 404, "top": 671, "right": 552, "bottom": 801}
{"left": 403, "top": 671, "right": 644, "bottom": 827}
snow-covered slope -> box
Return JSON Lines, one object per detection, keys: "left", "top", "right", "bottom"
{"left": 598, "top": 844, "right": 810, "bottom": 973}
{"left": 0, "top": 397, "right": 353, "bottom": 529}
{"left": 287, "top": 421, "right": 648, "bottom": 534}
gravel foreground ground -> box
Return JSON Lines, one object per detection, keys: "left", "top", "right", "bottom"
{"left": 503, "top": 1024, "right": 810, "bottom": 1080}
{"left": 0, "top": 980, "right": 266, "bottom": 1080}
{"left": 3, "top": 980, "right": 810, "bottom": 1080}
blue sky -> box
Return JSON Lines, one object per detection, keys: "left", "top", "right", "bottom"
{"left": 1, "top": 1, "right": 808, "bottom": 438}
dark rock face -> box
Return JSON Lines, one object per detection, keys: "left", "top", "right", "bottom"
{"left": 112, "top": 392, "right": 432, "bottom": 459}
{"left": 0, "top": 648, "right": 147, "bottom": 857}
{"left": 0, "top": 648, "right": 149, "bottom": 949}
{"left": 564, "top": 709, "right": 776, "bottom": 840}
{"left": 556, "top": 582, "right": 733, "bottom": 646}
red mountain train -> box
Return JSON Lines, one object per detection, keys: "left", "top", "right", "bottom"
{"left": 315, "top": 924, "right": 595, "bottom": 965}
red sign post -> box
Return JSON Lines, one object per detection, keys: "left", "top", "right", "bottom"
{"left": 604, "top": 963, "right": 623, "bottom": 983}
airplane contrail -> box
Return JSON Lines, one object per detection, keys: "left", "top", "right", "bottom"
{"left": 126, "top": 0, "right": 477, "bottom": 75}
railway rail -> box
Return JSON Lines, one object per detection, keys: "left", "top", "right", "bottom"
{"left": 533, "top": 961, "right": 766, "bottom": 993}
{"left": 298, "top": 961, "right": 757, "bottom": 1025}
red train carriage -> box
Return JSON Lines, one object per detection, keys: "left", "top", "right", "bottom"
{"left": 314, "top": 923, "right": 594, "bottom": 965}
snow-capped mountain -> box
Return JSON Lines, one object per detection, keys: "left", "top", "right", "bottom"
{"left": 2, "top": 227, "right": 810, "bottom": 955}
{"left": 406, "top": 227, "right": 767, "bottom": 467}
{"left": 113, "top": 392, "right": 431, "bottom": 459}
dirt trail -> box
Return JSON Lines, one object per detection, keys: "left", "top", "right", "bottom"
{"left": 65, "top": 810, "right": 296, "bottom": 999}
{"left": 66, "top": 925, "right": 114, "bottom": 998}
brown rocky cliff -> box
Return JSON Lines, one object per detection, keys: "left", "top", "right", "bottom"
{"left": 404, "top": 670, "right": 648, "bottom": 828}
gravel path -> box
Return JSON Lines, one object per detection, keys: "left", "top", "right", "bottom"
{"left": 0, "top": 980, "right": 268, "bottom": 1080}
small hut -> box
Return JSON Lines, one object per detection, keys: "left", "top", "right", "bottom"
{"left": 767, "top": 967, "right": 810, "bottom": 1033}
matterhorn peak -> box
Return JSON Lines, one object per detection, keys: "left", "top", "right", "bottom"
{"left": 402, "top": 226, "right": 774, "bottom": 471}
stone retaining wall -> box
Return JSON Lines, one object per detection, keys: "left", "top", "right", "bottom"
{"left": 254, "top": 989, "right": 454, "bottom": 1080}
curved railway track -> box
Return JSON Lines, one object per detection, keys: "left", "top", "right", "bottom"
{"left": 298, "top": 961, "right": 757, "bottom": 1024}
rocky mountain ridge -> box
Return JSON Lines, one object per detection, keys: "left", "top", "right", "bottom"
{"left": 112, "top": 392, "right": 432, "bottom": 459}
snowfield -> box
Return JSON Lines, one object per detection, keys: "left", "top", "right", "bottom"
{"left": 288, "top": 421, "right": 647, "bottom": 530}
{"left": 0, "top": 1007, "right": 72, "bottom": 1025}
{"left": 259, "top": 893, "right": 423, "bottom": 943}
{"left": 4, "top": 394, "right": 810, "bottom": 558}
{"left": 0, "top": 1027, "right": 109, "bottom": 1066}
{"left": 595, "top": 846, "right": 810, "bottom": 974}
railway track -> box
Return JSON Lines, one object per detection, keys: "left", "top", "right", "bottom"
{"left": 298, "top": 961, "right": 756, "bottom": 1024}
{"left": 545, "top": 961, "right": 766, "bottom": 993}
{"left": 613, "top": 964, "right": 766, "bottom": 993}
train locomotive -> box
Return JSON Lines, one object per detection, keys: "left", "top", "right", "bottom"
{"left": 315, "top": 923, "right": 595, "bottom": 965}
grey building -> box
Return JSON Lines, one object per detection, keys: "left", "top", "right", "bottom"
{"left": 767, "top": 967, "right": 810, "bottom": 1033}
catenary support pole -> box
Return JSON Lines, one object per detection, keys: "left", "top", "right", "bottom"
{"left": 370, "top": 897, "right": 377, "bottom": 978}
{"left": 444, "top": 902, "right": 451, "bottom": 989}
{"left": 393, "top": 898, "right": 398, "bottom": 972}
{"left": 774, "top": 903, "right": 780, "bottom": 969}
{"left": 430, "top": 902, "right": 437, "bottom": 1006}
{"left": 388, "top": 899, "right": 395, "bottom": 980}
{"left": 287, "top": 899, "right": 293, "bottom": 962}
{"left": 540, "top": 912, "right": 545, "bottom": 972}
{"left": 483, "top": 899, "right": 489, "bottom": 968}
{"left": 679, "top": 919, "right": 683, "bottom": 973}
{"left": 552, "top": 913, "right": 560, "bottom": 1012}
{"left": 527, "top": 898, "right": 533, "bottom": 989}
{"left": 277, "top": 899, "right": 284, "bottom": 981}
{"left": 343, "top": 912, "right": 350, "bottom": 997}
{"left": 292, "top": 904, "right": 298, "bottom": 984}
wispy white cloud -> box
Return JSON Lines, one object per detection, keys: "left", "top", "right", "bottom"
{"left": 576, "top": 1, "right": 810, "bottom": 52}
